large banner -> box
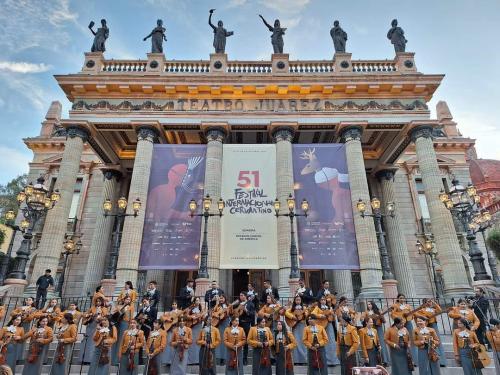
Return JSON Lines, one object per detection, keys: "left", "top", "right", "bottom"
{"left": 220, "top": 145, "right": 278, "bottom": 269}
{"left": 139, "top": 145, "right": 206, "bottom": 270}
{"left": 292, "top": 144, "right": 359, "bottom": 269}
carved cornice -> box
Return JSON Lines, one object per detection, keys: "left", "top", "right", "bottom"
{"left": 136, "top": 126, "right": 159, "bottom": 143}
{"left": 66, "top": 126, "right": 90, "bottom": 142}
{"left": 409, "top": 125, "right": 434, "bottom": 143}
{"left": 271, "top": 127, "right": 295, "bottom": 143}
{"left": 340, "top": 126, "right": 363, "bottom": 143}
{"left": 205, "top": 127, "right": 227, "bottom": 143}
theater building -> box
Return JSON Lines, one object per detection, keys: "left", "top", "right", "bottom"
{"left": 4, "top": 50, "right": 497, "bottom": 303}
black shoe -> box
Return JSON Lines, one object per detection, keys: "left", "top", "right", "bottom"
{"left": 243, "top": 359, "right": 248, "bottom": 366}
{"left": 440, "top": 364, "right": 446, "bottom": 367}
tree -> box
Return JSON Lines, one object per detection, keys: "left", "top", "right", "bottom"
{"left": 0, "top": 174, "right": 28, "bottom": 221}
{"left": 487, "top": 228, "right": 500, "bottom": 260}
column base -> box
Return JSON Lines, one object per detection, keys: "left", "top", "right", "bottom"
{"left": 288, "top": 278, "right": 300, "bottom": 299}
{"left": 381, "top": 279, "right": 398, "bottom": 299}
{"left": 472, "top": 279, "right": 496, "bottom": 289}
{"left": 443, "top": 285, "right": 473, "bottom": 300}
{"left": 1, "top": 278, "right": 28, "bottom": 297}
{"left": 357, "top": 286, "right": 384, "bottom": 301}
{"left": 194, "top": 278, "right": 211, "bottom": 298}
{"left": 101, "top": 278, "right": 118, "bottom": 298}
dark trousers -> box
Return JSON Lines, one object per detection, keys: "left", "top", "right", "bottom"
{"left": 35, "top": 288, "right": 47, "bottom": 309}
{"left": 240, "top": 321, "right": 252, "bottom": 362}
{"left": 477, "top": 322, "right": 487, "bottom": 345}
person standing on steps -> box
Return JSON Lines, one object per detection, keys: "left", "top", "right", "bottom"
{"left": 35, "top": 269, "right": 54, "bottom": 309}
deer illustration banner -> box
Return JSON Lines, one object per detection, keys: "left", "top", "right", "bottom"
{"left": 139, "top": 145, "right": 207, "bottom": 270}
{"left": 292, "top": 144, "right": 360, "bottom": 270}
{"left": 220, "top": 144, "right": 279, "bottom": 269}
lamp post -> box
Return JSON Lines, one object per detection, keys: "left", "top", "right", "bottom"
{"left": 273, "top": 194, "right": 309, "bottom": 280}
{"left": 189, "top": 195, "right": 225, "bottom": 279}
{"left": 102, "top": 197, "right": 141, "bottom": 279}
{"left": 56, "top": 236, "right": 82, "bottom": 297}
{"left": 0, "top": 210, "right": 22, "bottom": 285}
{"left": 8, "top": 177, "right": 60, "bottom": 280}
{"left": 416, "top": 237, "right": 441, "bottom": 298}
{"left": 356, "top": 197, "right": 396, "bottom": 280}
{"left": 439, "top": 179, "right": 491, "bottom": 281}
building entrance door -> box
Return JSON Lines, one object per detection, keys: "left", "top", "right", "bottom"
{"left": 232, "top": 269, "right": 249, "bottom": 299}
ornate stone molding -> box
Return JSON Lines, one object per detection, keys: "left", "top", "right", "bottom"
{"left": 205, "top": 127, "right": 227, "bottom": 143}
{"left": 409, "top": 125, "right": 434, "bottom": 143}
{"left": 136, "top": 126, "right": 159, "bottom": 143}
{"left": 375, "top": 169, "right": 397, "bottom": 182}
{"left": 271, "top": 127, "right": 294, "bottom": 143}
{"left": 340, "top": 126, "right": 362, "bottom": 143}
{"left": 66, "top": 125, "right": 90, "bottom": 142}
{"left": 103, "top": 169, "right": 122, "bottom": 181}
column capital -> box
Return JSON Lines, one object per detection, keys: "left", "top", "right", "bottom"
{"left": 409, "top": 125, "right": 434, "bottom": 143}
{"left": 340, "top": 126, "right": 363, "bottom": 143}
{"left": 102, "top": 169, "right": 122, "bottom": 181}
{"left": 66, "top": 125, "right": 90, "bottom": 142}
{"left": 136, "top": 126, "right": 159, "bottom": 143}
{"left": 375, "top": 168, "right": 397, "bottom": 182}
{"left": 205, "top": 127, "right": 227, "bottom": 143}
{"left": 271, "top": 127, "right": 294, "bottom": 143}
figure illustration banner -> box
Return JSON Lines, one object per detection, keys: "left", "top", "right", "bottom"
{"left": 292, "top": 144, "right": 359, "bottom": 269}
{"left": 139, "top": 145, "right": 206, "bottom": 269}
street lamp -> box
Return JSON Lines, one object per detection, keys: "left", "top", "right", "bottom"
{"left": 439, "top": 179, "right": 491, "bottom": 281}
{"left": 416, "top": 237, "right": 441, "bottom": 298}
{"left": 189, "top": 195, "right": 225, "bottom": 279}
{"left": 8, "top": 176, "right": 59, "bottom": 280}
{"left": 357, "top": 197, "right": 396, "bottom": 280}
{"left": 0, "top": 211, "right": 23, "bottom": 285}
{"left": 102, "top": 197, "right": 141, "bottom": 279}
{"left": 56, "top": 236, "right": 82, "bottom": 297}
{"left": 274, "top": 194, "right": 309, "bottom": 279}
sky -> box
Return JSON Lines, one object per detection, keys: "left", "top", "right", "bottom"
{"left": 0, "top": 0, "right": 499, "bottom": 185}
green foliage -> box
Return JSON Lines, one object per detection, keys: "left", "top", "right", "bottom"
{"left": 487, "top": 228, "right": 500, "bottom": 260}
{"left": 0, "top": 174, "right": 28, "bottom": 221}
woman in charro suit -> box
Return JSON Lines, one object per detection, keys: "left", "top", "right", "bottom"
{"left": 88, "top": 317, "right": 117, "bottom": 375}
{"left": 0, "top": 315, "right": 25, "bottom": 373}
{"left": 118, "top": 319, "right": 145, "bottom": 375}
{"left": 22, "top": 317, "right": 53, "bottom": 375}
{"left": 144, "top": 320, "right": 166, "bottom": 375}
{"left": 80, "top": 296, "right": 108, "bottom": 365}
{"left": 49, "top": 313, "right": 77, "bottom": 375}
{"left": 170, "top": 317, "right": 192, "bottom": 375}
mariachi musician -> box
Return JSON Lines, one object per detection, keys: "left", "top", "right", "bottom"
{"left": 223, "top": 317, "right": 246, "bottom": 375}
{"left": 336, "top": 315, "right": 359, "bottom": 375}
{"left": 118, "top": 319, "right": 145, "bottom": 375}
{"left": 390, "top": 294, "right": 420, "bottom": 360}
{"left": 88, "top": 317, "right": 117, "bottom": 375}
{"left": 361, "top": 300, "right": 390, "bottom": 365}
{"left": 415, "top": 298, "right": 447, "bottom": 367}
{"left": 61, "top": 302, "right": 82, "bottom": 326}
{"left": 0, "top": 314, "right": 25, "bottom": 371}
{"left": 359, "top": 317, "right": 381, "bottom": 367}
{"left": 302, "top": 315, "right": 328, "bottom": 375}
{"left": 384, "top": 317, "right": 413, "bottom": 375}
{"left": 295, "top": 278, "right": 314, "bottom": 305}
{"left": 285, "top": 295, "right": 308, "bottom": 364}
{"left": 111, "top": 295, "right": 135, "bottom": 366}
{"left": 213, "top": 295, "right": 230, "bottom": 365}
{"left": 273, "top": 320, "right": 297, "bottom": 375}
{"left": 160, "top": 301, "right": 182, "bottom": 366}
{"left": 335, "top": 297, "right": 356, "bottom": 322}
{"left": 144, "top": 319, "right": 167, "bottom": 375}
{"left": 486, "top": 318, "right": 500, "bottom": 373}
{"left": 136, "top": 297, "right": 157, "bottom": 339}
{"left": 80, "top": 297, "right": 108, "bottom": 365}
{"left": 413, "top": 316, "right": 441, "bottom": 375}
{"left": 197, "top": 316, "right": 221, "bottom": 375}
{"left": 118, "top": 281, "right": 138, "bottom": 304}
{"left": 231, "top": 292, "right": 255, "bottom": 366}
{"left": 312, "top": 295, "right": 339, "bottom": 366}
{"left": 22, "top": 316, "right": 54, "bottom": 375}
{"left": 453, "top": 318, "right": 483, "bottom": 375}
{"left": 186, "top": 297, "right": 205, "bottom": 365}
{"left": 35, "top": 298, "right": 62, "bottom": 328}
{"left": 92, "top": 286, "right": 109, "bottom": 307}
{"left": 49, "top": 313, "right": 78, "bottom": 375}
{"left": 448, "top": 298, "right": 480, "bottom": 330}
{"left": 12, "top": 297, "right": 37, "bottom": 360}
{"left": 248, "top": 317, "right": 273, "bottom": 375}
{"left": 258, "top": 295, "right": 281, "bottom": 329}
{"left": 170, "top": 317, "right": 192, "bottom": 375}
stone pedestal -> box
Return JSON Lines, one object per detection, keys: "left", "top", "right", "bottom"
{"left": 82, "top": 52, "right": 104, "bottom": 74}
{"left": 146, "top": 53, "right": 166, "bottom": 74}
{"left": 271, "top": 53, "right": 289, "bottom": 74}
{"left": 394, "top": 52, "right": 417, "bottom": 73}
{"left": 288, "top": 278, "right": 300, "bottom": 298}
{"left": 209, "top": 53, "right": 228, "bottom": 73}
{"left": 333, "top": 53, "right": 352, "bottom": 73}
{"left": 101, "top": 278, "right": 117, "bottom": 298}
{"left": 194, "top": 278, "right": 210, "bottom": 299}
{"left": 382, "top": 279, "right": 399, "bottom": 300}
{"left": 1, "top": 279, "right": 28, "bottom": 297}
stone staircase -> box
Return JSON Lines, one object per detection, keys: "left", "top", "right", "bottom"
{"left": 12, "top": 335, "right": 496, "bottom": 374}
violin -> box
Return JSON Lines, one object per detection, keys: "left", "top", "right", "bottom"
{"left": 146, "top": 333, "right": 159, "bottom": 375}
{"left": 95, "top": 328, "right": 111, "bottom": 365}
{"left": 311, "top": 332, "right": 323, "bottom": 369}
{"left": 27, "top": 329, "right": 44, "bottom": 364}
{"left": 0, "top": 332, "right": 13, "bottom": 365}
{"left": 55, "top": 326, "right": 68, "bottom": 364}
{"left": 127, "top": 333, "right": 138, "bottom": 371}
{"left": 258, "top": 329, "right": 271, "bottom": 367}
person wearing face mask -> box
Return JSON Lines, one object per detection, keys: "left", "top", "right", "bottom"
{"left": 170, "top": 317, "right": 192, "bottom": 375}
{"left": 384, "top": 317, "right": 413, "bottom": 375}
{"left": 248, "top": 317, "right": 274, "bottom": 375}
{"left": 223, "top": 317, "right": 246, "bottom": 375}
{"left": 197, "top": 316, "right": 221, "bottom": 375}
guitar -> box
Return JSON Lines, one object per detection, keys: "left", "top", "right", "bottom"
{"left": 471, "top": 343, "right": 491, "bottom": 369}
{"left": 286, "top": 308, "right": 307, "bottom": 329}
{"left": 162, "top": 311, "right": 181, "bottom": 332}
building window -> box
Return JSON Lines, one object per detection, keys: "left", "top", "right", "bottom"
{"left": 68, "top": 178, "right": 83, "bottom": 219}
{"left": 415, "top": 179, "right": 430, "bottom": 220}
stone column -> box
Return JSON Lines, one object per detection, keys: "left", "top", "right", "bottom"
{"left": 272, "top": 127, "right": 295, "bottom": 297}
{"left": 410, "top": 126, "right": 471, "bottom": 297}
{"left": 194, "top": 127, "right": 225, "bottom": 297}
{"left": 115, "top": 127, "right": 158, "bottom": 289}
{"left": 333, "top": 270, "right": 354, "bottom": 300}
{"left": 82, "top": 169, "right": 121, "bottom": 295}
{"left": 340, "top": 126, "right": 383, "bottom": 298}
{"left": 376, "top": 169, "right": 416, "bottom": 297}
{"left": 24, "top": 126, "right": 89, "bottom": 292}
